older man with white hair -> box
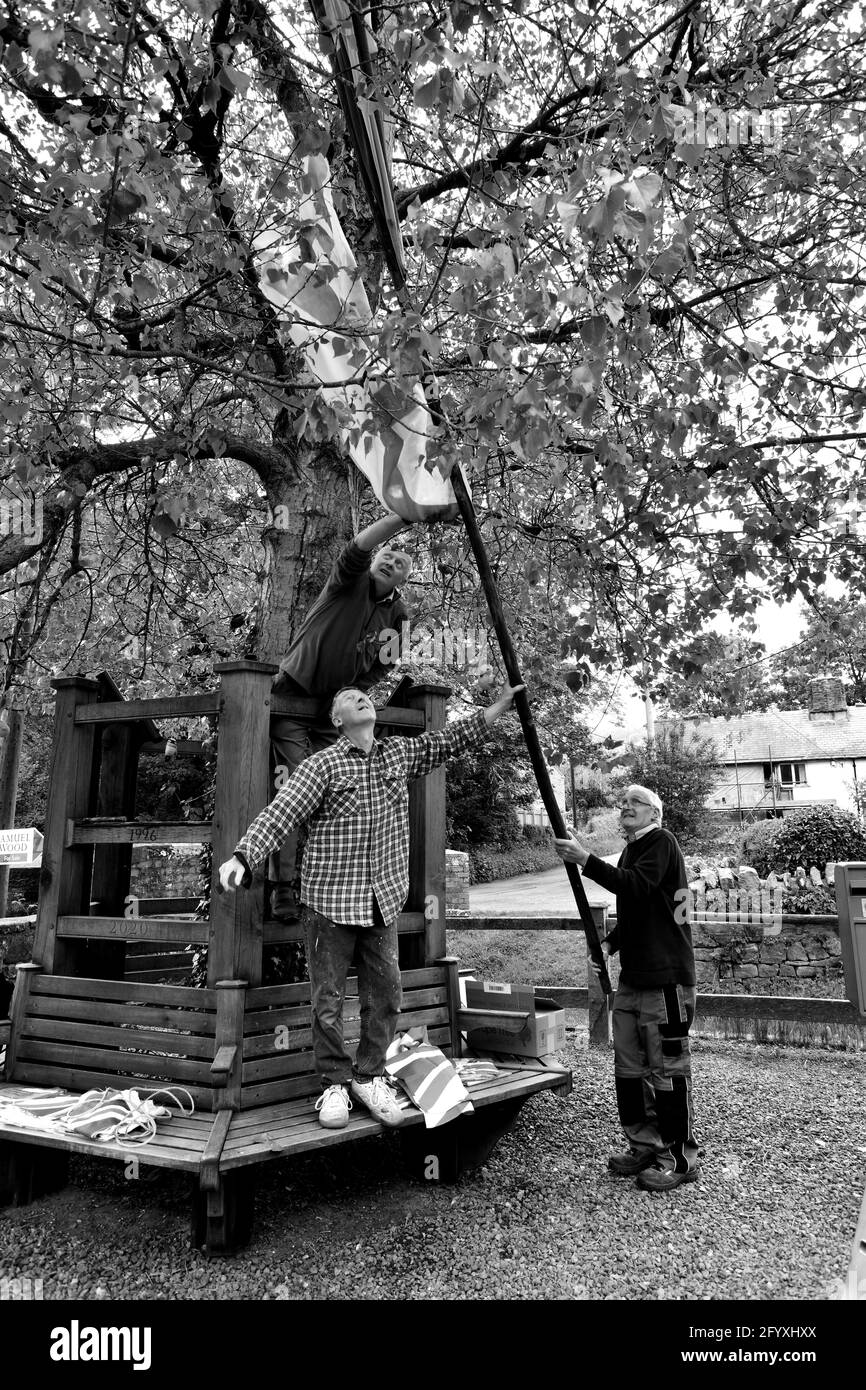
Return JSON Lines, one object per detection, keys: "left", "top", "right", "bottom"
{"left": 554, "top": 784, "right": 700, "bottom": 1191}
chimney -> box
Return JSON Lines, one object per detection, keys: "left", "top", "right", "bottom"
{"left": 808, "top": 676, "right": 848, "bottom": 719}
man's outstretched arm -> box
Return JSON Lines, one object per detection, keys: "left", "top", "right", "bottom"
{"left": 355, "top": 511, "right": 410, "bottom": 551}
{"left": 218, "top": 759, "right": 328, "bottom": 892}
{"left": 401, "top": 683, "right": 524, "bottom": 780}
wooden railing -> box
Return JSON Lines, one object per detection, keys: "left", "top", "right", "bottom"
{"left": 29, "top": 663, "right": 451, "bottom": 992}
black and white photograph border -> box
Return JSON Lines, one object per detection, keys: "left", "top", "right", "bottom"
{"left": 0, "top": 0, "right": 863, "bottom": 1355}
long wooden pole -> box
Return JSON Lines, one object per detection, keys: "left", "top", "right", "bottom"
{"left": 309, "top": 0, "right": 611, "bottom": 992}
{"left": 448, "top": 469, "right": 612, "bottom": 993}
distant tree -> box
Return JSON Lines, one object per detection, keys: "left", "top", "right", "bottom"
{"left": 445, "top": 720, "right": 534, "bottom": 850}
{"left": 777, "top": 600, "right": 866, "bottom": 707}
{"left": 629, "top": 723, "right": 721, "bottom": 848}
{"left": 660, "top": 634, "right": 780, "bottom": 716}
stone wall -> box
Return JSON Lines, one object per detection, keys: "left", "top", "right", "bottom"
{"left": 682, "top": 855, "right": 845, "bottom": 989}
{"left": 446, "top": 849, "right": 469, "bottom": 914}
{"left": 128, "top": 845, "right": 205, "bottom": 901}
{"left": 692, "top": 917, "right": 843, "bottom": 990}
{"left": 0, "top": 914, "right": 35, "bottom": 969}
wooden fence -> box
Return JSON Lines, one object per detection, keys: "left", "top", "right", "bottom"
{"left": 447, "top": 913, "right": 865, "bottom": 1047}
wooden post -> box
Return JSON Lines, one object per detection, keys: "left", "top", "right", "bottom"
{"left": 405, "top": 684, "right": 449, "bottom": 968}
{"left": 438, "top": 954, "right": 463, "bottom": 1059}
{"left": 0, "top": 710, "right": 23, "bottom": 918}
{"left": 87, "top": 716, "right": 141, "bottom": 980}
{"left": 587, "top": 905, "right": 611, "bottom": 1049}
{"left": 212, "top": 979, "right": 246, "bottom": 1112}
{"left": 3, "top": 961, "right": 41, "bottom": 1078}
{"left": 208, "top": 662, "right": 276, "bottom": 987}
{"left": 33, "top": 679, "right": 100, "bottom": 974}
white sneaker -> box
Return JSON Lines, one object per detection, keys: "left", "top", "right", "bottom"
{"left": 351, "top": 1076, "right": 405, "bottom": 1127}
{"left": 315, "top": 1085, "right": 351, "bottom": 1129}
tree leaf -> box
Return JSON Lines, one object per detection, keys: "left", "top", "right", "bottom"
{"left": 414, "top": 72, "right": 441, "bottom": 109}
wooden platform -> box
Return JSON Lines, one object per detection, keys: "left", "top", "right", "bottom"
{"left": 217, "top": 1058, "right": 570, "bottom": 1169}
{"left": 1, "top": 664, "right": 574, "bottom": 1252}
{"left": 1, "top": 958, "right": 571, "bottom": 1250}
{"left": 0, "top": 1057, "right": 568, "bottom": 1173}
{"left": 0, "top": 1081, "right": 211, "bottom": 1172}
{"left": 0, "top": 1054, "right": 570, "bottom": 1248}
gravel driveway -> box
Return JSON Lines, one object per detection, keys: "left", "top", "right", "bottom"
{"left": 1, "top": 1024, "right": 862, "bottom": 1303}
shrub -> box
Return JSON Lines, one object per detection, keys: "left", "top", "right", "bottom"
{"left": 690, "top": 820, "right": 744, "bottom": 860}
{"left": 579, "top": 808, "right": 624, "bottom": 856}
{"left": 737, "top": 816, "right": 785, "bottom": 872}
{"left": 468, "top": 835, "right": 560, "bottom": 884}
{"left": 446, "top": 721, "right": 533, "bottom": 851}
{"left": 741, "top": 804, "right": 866, "bottom": 876}
{"left": 781, "top": 883, "right": 836, "bottom": 915}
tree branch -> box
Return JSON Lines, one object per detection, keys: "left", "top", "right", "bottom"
{"left": 0, "top": 431, "right": 290, "bottom": 575}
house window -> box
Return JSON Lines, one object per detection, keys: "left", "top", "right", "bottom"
{"left": 763, "top": 761, "right": 806, "bottom": 786}
{"left": 778, "top": 762, "right": 806, "bottom": 785}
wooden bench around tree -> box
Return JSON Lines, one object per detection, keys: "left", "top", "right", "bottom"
{"left": 0, "top": 662, "right": 571, "bottom": 1253}
{"left": 0, "top": 961, "right": 569, "bottom": 1251}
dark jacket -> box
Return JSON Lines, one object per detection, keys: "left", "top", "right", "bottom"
{"left": 274, "top": 542, "right": 408, "bottom": 699}
{"left": 582, "top": 826, "right": 694, "bottom": 988}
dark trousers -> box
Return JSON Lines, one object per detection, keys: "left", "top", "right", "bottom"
{"left": 303, "top": 905, "right": 402, "bottom": 1088}
{"left": 612, "top": 982, "right": 700, "bottom": 1174}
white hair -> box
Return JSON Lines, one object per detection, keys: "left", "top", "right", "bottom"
{"left": 627, "top": 784, "right": 663, "bottom": 822}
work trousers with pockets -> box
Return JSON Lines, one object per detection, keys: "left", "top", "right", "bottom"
{"left": 612, "top": 981, "right": 700, "bottom": 1174}
{"left": 302, "top": 904, "right": 403, "bottom": 1089}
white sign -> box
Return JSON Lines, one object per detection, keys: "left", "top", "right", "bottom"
{"left": 0, "top": 827, "right": 43, "bottom": 866}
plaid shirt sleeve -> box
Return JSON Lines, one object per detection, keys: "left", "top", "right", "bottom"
{"left": 233, "top": 757, "right": 329, "bottom": 873}
{"left": 400, "top": 707, "right": 489, "bottom": 780}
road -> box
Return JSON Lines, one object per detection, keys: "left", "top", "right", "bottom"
{"left": 466, "top": 860, "right": 618, "bottom": 916}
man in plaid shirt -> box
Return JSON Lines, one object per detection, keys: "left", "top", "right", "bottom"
{"left": 220, "top": 681, "right": 522, "bottom": 1129}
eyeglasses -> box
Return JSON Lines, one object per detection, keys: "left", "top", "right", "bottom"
{"left": 621, "top": 798, "right": 653, "bottom": 809}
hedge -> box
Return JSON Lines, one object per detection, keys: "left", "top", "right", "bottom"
{"left": 468, "top": 839, "right": 560, "bottom": 885}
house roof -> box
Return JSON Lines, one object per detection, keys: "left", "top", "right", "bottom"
{"left": 666, "top": 706, "right": 866, "bottom": 763}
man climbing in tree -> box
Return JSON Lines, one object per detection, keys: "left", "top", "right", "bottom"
{"left": 268, "top": 510, "right": 415, "bottom": 921}
{"left": 219, "top": 680, "right": 523, "bottom": 1129}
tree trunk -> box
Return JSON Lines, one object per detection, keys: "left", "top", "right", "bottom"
{"left": 256, "top": 439, "right": 355, "bottom": 663}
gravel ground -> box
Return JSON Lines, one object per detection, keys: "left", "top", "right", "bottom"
{"left": 1, "top": 1023, "right": 863, "bottom": 1302}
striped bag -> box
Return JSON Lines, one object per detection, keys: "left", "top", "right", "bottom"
{"left": 384, "top": 1031, "right": 473, "bottom": 1129}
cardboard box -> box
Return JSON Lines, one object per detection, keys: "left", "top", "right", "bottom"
{"left": 463, "top": 979, "right": 567, "bottom": 1058}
